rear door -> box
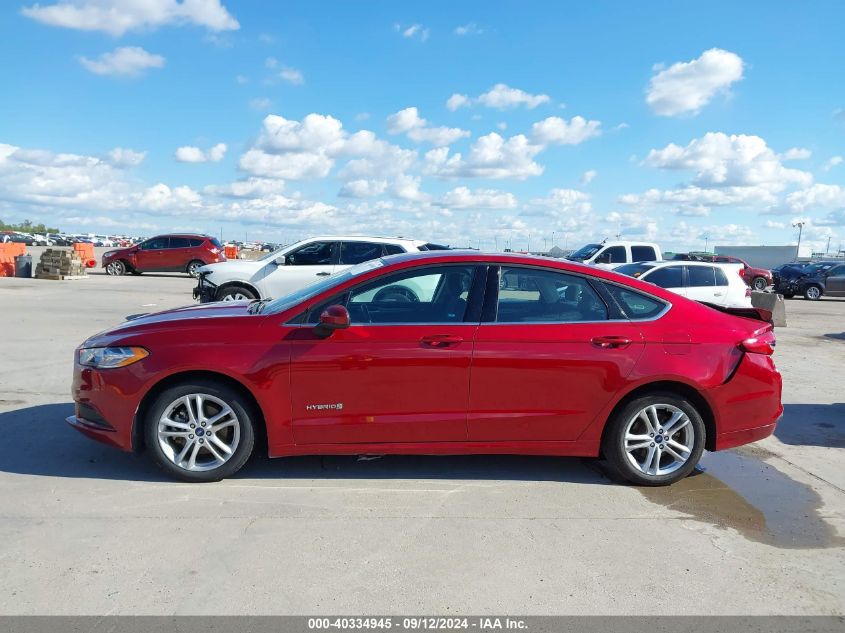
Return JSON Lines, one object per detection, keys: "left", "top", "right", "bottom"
{"left": 467, "top": 266, "right": 646, "bottom": 442}
{"left": 826, "top": 265, "right": 845, "bottom": 296}
{"left": 338, "top": 241, "right": 388, "bottom": 271}
{"left": 165, "top": 236, "right": 191, "bottom": 271}
{"left": 640, "top": 265, "right": 686, "bottom": 298}
{"left": 685, "top": 265, "right": 722, "bottom": 304}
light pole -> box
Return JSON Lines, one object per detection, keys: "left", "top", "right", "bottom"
{"left": 792, "top": 221, "right": 805, "bottom": 261}
{"left": 703, "top": 233, "right": 710, "bottom": 253}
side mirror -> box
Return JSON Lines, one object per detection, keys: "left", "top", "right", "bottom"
{"left": 314, "top": 305, "right": 350, "bottom": 338}
{"left": 275, "top": 255, "right": 288, "bottom": 266}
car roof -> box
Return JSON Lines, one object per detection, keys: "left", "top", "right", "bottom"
{"left": 296, "top": 235, "right": 428, "bottom": 246}
{"left": 632, "top": 260, "right": 742, "bottom": 268}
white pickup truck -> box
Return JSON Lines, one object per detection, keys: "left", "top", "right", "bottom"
{"left": 194, "top": 235, "right": 447, "bottom": 302}
{"left": 565, "top": 240, "right": 663, "bottom": 270}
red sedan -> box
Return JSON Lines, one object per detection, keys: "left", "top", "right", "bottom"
{"left": 67, "top": 251, "right": 782, "bottom": 485}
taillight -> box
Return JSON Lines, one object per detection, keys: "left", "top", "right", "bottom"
{"left": 740, "top": 330, "right": 776, "bottom": 355}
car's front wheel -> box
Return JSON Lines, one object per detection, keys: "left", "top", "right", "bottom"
{"left": 804, "top": 285, "right": 822, "bottom": 300}
{"left": 218, "top": 286, "right": 257, "bottom": 302}
{"left": 105, "top": 260, "right": 126, "bottom": 276}
{"left": 752, "top": 276, "right": 768, "bottom": 291}
{"left": 145, "top": 380, "right": 256, "bottom": 482}
{"left": 602, "top": 392, "right": 705, "bottom": 486}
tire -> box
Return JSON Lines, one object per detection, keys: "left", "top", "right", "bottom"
{"left": 752, "top": 276, "right": 767, "bottom": 291}
{"left": 105, "top": 260, "right": 126, "bottom": 276}
{"left": 186, "top": 260, "right": 205, "bottom": 278}
{"left": 602, "top": 392, "right": 706, "bottom": 486}
{"left": 803, "top": 285, "right": 822, "bottom": 301}
{"left": 130, "top": 269, "right": 143, "bottom": 276}
{"left": 144, "top": 380, "right": 256, "bottom": 482}
{"left": 782, "top": 292, "right": 794, "bottom": 299}
{"left": 217, "top": 286, "right": 257, "bottom": 302}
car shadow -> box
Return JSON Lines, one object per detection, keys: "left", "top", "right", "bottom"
{"left": 824, "top": 332, "right": 845, "bottom": 341}
{"left": 775, "top": 403, "right": 845, "bottom": 448}
{"left": 0, "top": 403, "right": 612, "bottom": 485}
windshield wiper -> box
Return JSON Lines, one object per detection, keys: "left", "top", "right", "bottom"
{"left": 246, "top": 298, "right": 273, "bottom": 314}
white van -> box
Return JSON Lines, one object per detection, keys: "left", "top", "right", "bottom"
{"left": 566, "top": 241, "right": 663, "bottom": 270}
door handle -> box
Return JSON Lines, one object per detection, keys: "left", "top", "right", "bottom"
{"left": 591, "top": 336, "right": 632, "bottom": 349}
{"left": 316, "top": 272, "right": 331, "bottom": 277}
{"left": 713, "top": 292, "right": 724, "bottom": 296}
{"left": 420, "top": 334, "right": 463, "bottom": 348}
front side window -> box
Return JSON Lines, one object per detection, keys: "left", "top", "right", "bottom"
{"left": 595, "top": 246, "right": 626, "bottom": 264}
{"left": 340, "top": 241, "right": 384, "bottom": 265}
{"left": 287, "top": 241, "right": 337, "bottom": 266}
{"left": 313, "top": 265, "right": 475, "bottom": 324}
{"left": 496, "top": 267, "right": 608, "bottom": 323}
{"left": 644, "top": 266, "right": 683, "bottom": 289}
{"left": 141, "top": 237, "right": 168, "bottom": 250}
{"left": 605, "top": 284, "right": 667, "bottom": 320}
{"left": 687, "top": 266, "right": 717, "bottom": 287}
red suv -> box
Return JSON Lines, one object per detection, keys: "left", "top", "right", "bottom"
{"left": 102, "top": 234, "right": 226, "bottom": 277}
{"left": 69, "top": 251, "right": 782, "bottom": 485}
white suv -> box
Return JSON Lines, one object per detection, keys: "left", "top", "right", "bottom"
{"left": 195, "top": 236, "right": 447, "bottom": 302}
{"left": 615, "top": 261, "right": 751, "bottom": 307}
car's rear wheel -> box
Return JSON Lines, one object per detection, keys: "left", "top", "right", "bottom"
{"left": 106, "top": 260, "right": 126, "bottom": 276}
{"left": 804, "top": 285, "right": 822, "bottom": 300}
{"left": 782, "top": 291, "right": 794, "bottom": 299}
{"left": 218, "top": 286, "right": 257, "bottom": 302}
{"left": 602, "top": 392, "right": 705, "bottom": 486}
{"left": 145, "top": 381, "right": 256, "bottom": 482}
{"left": 186, "top": 260, "right": 205, "bottom": 278}
{"left": 752, "top": 276, "right": 768, "bottom": 291}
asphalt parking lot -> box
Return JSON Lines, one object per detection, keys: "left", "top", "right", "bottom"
{"left": 1, "top": 265, "right": 843, "bottom": 615}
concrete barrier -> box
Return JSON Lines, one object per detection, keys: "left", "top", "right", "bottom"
{"left": 751, "top": 291, "right": 787, "bottom": 327}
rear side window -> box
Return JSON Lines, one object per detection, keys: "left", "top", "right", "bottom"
{"left": 339, "top": 242, "right": 384, "bottom": 265}
{"left": 645, "top": 266, "right": 683, "bottom": 289}
{"left": 419, "top": 243, "right": 450, "bottom": 251}
{"left": 631, "top": 246, "right": 657, "bottom": 262}
{"left": 169, "top": 237, "right": 190, "bottom": 248}
{"left": 595, "top": 246, "right": 626, "bottom": 264}
{"left": 687, "top": 266, "right": 717, "bottom": 287}
{"left": 714, "top": 268, "right": 729, "bottom": 286}
{"left": 496, "top": 267, "right": 608, "bottom": 323}
{"left": 189, "top": 238, "right": 203, "bottom": 247}
{"left": 210, "top": 237, "right": 223, "bottom": 249}
{"left": 383, "top": 244, "right": 406, "bottom": 256}
{"left": 605, "top": 284, "right": 667, "bottom": 320}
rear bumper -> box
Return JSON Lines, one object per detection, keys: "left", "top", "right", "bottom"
{"left": 714, "top": 416, "right": 780, "bottom": 451}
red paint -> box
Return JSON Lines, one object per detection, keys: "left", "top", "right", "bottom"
{"left": 68, "top": 252, "right": 783, "bottom": 463}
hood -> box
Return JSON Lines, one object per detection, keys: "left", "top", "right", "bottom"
{"left": 200, "top": 259, "right": 265, "bottom": 278}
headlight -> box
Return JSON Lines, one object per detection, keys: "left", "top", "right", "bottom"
{"left": 78, "top": 346, "right": 149, "bottom": 369}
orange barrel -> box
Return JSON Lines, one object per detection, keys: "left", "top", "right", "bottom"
{"left": 0, "top": 243, "right": 25, "bottom": 276}
{"left": 224, "top": 245, "right": 239, "bottom": 259}
{"left": 73, "top": 242, "right": 95, "bottom": 262}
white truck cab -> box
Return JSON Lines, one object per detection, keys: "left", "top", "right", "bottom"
{"left": 195, "top": 236, "right": 447, "bottom": 302}
{"left": 565, "top": 240, "right": 663, "bottom": 270}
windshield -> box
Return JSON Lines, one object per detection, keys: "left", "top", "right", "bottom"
{"left": 263, "top": 258, "right": 386, "bottom": 315}
{"left": 566, "top": 243, "right": 602, "bottom": 261}
{"left": 806, "top": 262, "right": 836, "bottom": 275}
{"left": 615, "top": 263, "right": 655, "bottom": 278}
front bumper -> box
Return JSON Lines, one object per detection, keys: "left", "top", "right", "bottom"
{"left": 193, "top": 273, "right": 218, "bottom": 303}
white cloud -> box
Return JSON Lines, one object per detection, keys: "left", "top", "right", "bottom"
{"left": 477, "top": 83, "right": 550, "bottom": 109}
{"left": 239, "top": 148, "right": 333, "bottom": 180}
{"left": 783, "top": 184, "right": 845, "bottom": 213}
{"left": 280, "top": 67, "right": 304, "bottom": 85}
{"left": 338, "top": 179, "right": 388, "bottom": 198}
{"left": 646, "top": 48, "right": 744, "bottom": 116}
{"left": 386, "top": 107, "right": 469, "bottom": 146}
{"left": 249, "top": 97, "right": 272, "bottom": 111}
{"left": 781, "top": 147, "right": 812, "bottom": 161}
{"left": 391, "top": 174, "right": 425, "bottom": 201}
{"left": 437, "top": 186, "right": 517, "bottom": 209}
{"left": 79, "top": 46, "right": 165, "bottom": 77}
{"left": 765, "top": 220, "right": 786, "bottom": 229}
{"left": 580, "top": 169, "right": 597, "bottom": 185}
{"left": 108, "top": 147, "right": 146, "bottom": 167}
{"left": 824, "top": 156, "right": 843, "bottom": 171}
{"left": 454, "top": 23, "right": 483, "bottom": 36}
{"left": 175, "top": 143, "right": 227, "bottom": 163}
{"left": 22, "top": 0, "right": 239, "bottom": 36}
{"left": 265, "top": 57, "right": 278, "bottom": 69}
{"left": 446, "top": 93, "right": 470, "bottom": 111}
{"left": 527, "top": 188, "right": 592, "bottom": 217}
{"left": 424, "top": 133, "right": 544, "bottom": 180}
{"left": 397, "top": 23, "right": 429, "bottom": 41}
{"left": 204, "top": 178, "right": 285, "bottom": 198}
{"left": 531, "top": 116, "right": 601, "bottom": 145}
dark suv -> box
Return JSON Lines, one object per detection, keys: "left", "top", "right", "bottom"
{"left": 103, "top": 234, "right": 226, "bottom": 277}
{"left": 774, "top": 261, "right": 845, "bottom": 300}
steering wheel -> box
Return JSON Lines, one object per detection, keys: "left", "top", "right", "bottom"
{"left": 373, "top": 285, "right": 420, "bottom": 303}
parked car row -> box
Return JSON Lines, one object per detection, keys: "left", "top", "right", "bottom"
{"left": 772, "top": 261, "right": 845, "bottom": 300}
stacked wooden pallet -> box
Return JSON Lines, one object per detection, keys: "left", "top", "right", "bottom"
{"left": 35, "top": 248, "right": 87, "bottom": 280}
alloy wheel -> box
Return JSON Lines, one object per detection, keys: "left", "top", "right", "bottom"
{"left": 753, "top": 277, "right": 767, "bottom": 291}
{"left": 157, "top": 393, "right": 241, "bottom": 472}
{"left": 806, "top": 286, "right": 821, "bottom": 300}
{"left": 222, "top": 291, "right": 251, "bottom": 301}
{"left": 623, "top": 404, "right": 694, "bottom": 477}
{"left": 106, "top": 261, "right": 125, "bottom": 276}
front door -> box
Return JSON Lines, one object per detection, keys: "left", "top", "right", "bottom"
{"left": 289, "top": 264, "right": 481, "bottom": 445}
{"left": 468, "top": 266, "right": 646, "bottom": 442}
{"left": 826, "top": 265, "right": 845, "bottom": 296}
{"left": 134, "top": 237, "right": 170, "bottom": 271}
{"left": 268, "top": 240, "right": 338, "bottom": 298}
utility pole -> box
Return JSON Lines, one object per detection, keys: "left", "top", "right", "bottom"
{"left": 494, "top": 236, "right": 498, "bottom": 251}
{"left": 552, "top": 230, "right": 556, "bottom": 247}
{"left": 826, "top": 236, "right": 831, "bottom": 255}
{"left": 792, "top": 221, "right": 805, "bottom": 261}
{"left": 527, "top": 233, "right": 531, "bottom": 253}
{"left": 703, "top": 233, "right": 710, "bottom": 253}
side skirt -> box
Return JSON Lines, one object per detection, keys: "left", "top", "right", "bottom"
{"left": 268, "top": 440, "right": 601, "bottom": 459}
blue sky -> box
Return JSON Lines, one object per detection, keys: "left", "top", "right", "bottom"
{"left": 0, "top": 0, "right": 843, "bottom": 252}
